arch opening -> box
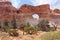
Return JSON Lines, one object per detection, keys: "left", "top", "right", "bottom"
{"left": 32, "top": 14, "right": 39, "bottom": 20}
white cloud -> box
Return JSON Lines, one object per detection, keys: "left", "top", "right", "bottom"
{"left": 30, "top": 0, "right": 57, "bottom": 6}
{"left": 9, "top": 0, "right": 59, "bottom": 9}
{"left": 53, "top": 4, "right": 60, "bottom": 9}
{"left": 9, "top": 0, "right": 21, "bottom": 8}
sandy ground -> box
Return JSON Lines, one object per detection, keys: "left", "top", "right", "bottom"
{"left": 0, "top": 30, "right": 46, "bottom": 40}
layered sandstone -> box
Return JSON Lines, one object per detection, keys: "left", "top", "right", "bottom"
{"left": 52, "top": 9, "right": 60, "bottom": 14}
{"left": 18, "top": 4, "right": 51, "bottom": 19}
{"left": 0, "top": 1, "right": 17, "bottom": 22}
{"left": 0, "top": 1, "right": 60, "bottom": 23}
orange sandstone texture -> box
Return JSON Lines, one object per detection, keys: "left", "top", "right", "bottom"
{"left": 0, "top": 1, "right": 60, "bottom": 23}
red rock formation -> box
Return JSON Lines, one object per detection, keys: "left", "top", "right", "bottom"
{"left": 50, "top": 14, "right": 60, "bottom": 19}
{"left": 53, "top": 9, "right": 60, "bottom": 14}
{"left": 0, "top": 1, "right": 60, "bottom": 23}
{"left": 0, "top": 1, "right": 17, "bottom": 22}
{"left": 18, "top": 4, "right": 51, "bottom": 19}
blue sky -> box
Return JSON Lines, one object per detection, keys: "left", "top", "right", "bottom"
{"left": 9, "top": 0, "right": 60, "bottom": 9}
{"left": 9, "top": 0, "right": 33, "bottom": 8}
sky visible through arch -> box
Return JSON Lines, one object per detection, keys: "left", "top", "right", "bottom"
{"left": 9, "top": 0, "right": 60, "bottom": 19}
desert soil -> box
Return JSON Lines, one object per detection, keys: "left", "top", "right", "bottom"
{"left": 0, "top": 30, "right": 46, "bottom": 40}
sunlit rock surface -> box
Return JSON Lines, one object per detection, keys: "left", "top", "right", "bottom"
{"left": 18, "top": 4, "right": 51, "bottom": 19}
{"left": 0, "top": 1, "right": 60, "bottom": 27}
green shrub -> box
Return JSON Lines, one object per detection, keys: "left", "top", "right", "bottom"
{"left": 19, "top": 23, "right": 27, "bottom": 30}
{"left": 24, "top": 26, "right": 37, "bottom": 35}
{"left": 20, "top": 23, "right": 38, "bottom": 35}
{"left": 8, "top": 29, "right": 19, "bottom": 37}
{"left": 29, "top": 27, "right": 37, "bottom": 34}
{"left": 40, "top": 31, "right": 60, "bottom": 40}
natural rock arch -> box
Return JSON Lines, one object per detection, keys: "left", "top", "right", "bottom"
{"left": 32, "top": 14, "right": 39, "bottom": 19}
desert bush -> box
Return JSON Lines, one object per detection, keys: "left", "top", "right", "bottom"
{"left": 50, "top": 27, "right": 56, "bottom": 31}
{"left": 3, "top": 19, "right": 9, "bottom": 27}
{"left": 19, "top": 23, "right": 38, "bottom": 35}
{"left": 19, "top": 23, "right": 30, "bottom": 30}
{"left": 24, "top": 26, "right": 37, "bottom": 35}
{"left": 29, "top": 27, "right": 38, "bottom": 34}
{"left": 40, "top": 31, "right": 60, "bottom": 40}
{"left": 1, "top": 19, "right": 10, "bottom": 32}
{"left": 37, "top": 19, "right": 51, "bottom": 32}
{"left": 19, "top": 23, "right": 27, "bottom": 30}
{"left": 8, "top": 29, "right": 19, "bottom": 37}
{"left": 2, "top": 26, "right": 10, "bottom": 33}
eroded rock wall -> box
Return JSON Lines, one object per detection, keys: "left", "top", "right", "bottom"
{"left": 0, "top": 1, "right": 60, "bottom": 27}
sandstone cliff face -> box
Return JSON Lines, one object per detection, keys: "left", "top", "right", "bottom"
{"left": 19, "top": 4, "right": 50, "bottom": 13}
{"left": 18, "top": 4, "right": 51, "bottom": 19}
{"left": 0, "top": 1, "right": 56, "bottom": 23}
{"left": 0, "top": 1, "right": 60, "bottom": 27}
{"left": 0, "top": 1, "right": 17, "bottom": 22}
{"left": 53, "top": 9, "right": 60, "bottom": 14}
{"left": 0, "top": 1, "right": 18, "bottom": 27}
{"left": 0, "top": 1, "right": 51, "bottom": 20}
{"left": 19, "top": 4, "right": 34, "bottom": 13}
{"left": 0, "top": 1, "right": 60, "bottom": 23}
